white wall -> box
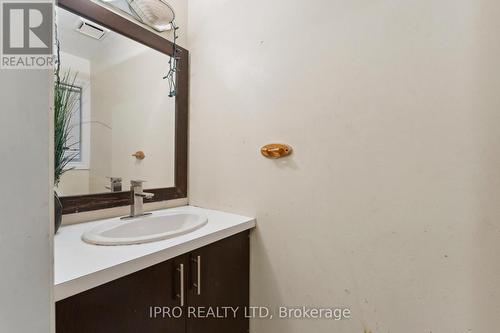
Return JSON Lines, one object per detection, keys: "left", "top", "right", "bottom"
{"left": 0, "top": 71, "right": 53, "bottom": 330}
{"left": 188, "top": 0, "right": 500, "bottom": 332}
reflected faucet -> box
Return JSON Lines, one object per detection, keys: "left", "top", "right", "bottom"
{"left": 105, "top": 177, "right": 122, "bottom": 192}
{"left": 122, "top": 180, "right": 155, "bottom": 220}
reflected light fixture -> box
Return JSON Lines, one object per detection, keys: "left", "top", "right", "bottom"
{"left": 126, "top": 0, "right": 175, "bottom": 32}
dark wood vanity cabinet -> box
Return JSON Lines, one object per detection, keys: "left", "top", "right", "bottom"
{"left": 187, "top": 231, "right": 250, "bottom": 333}
{"left": 56, "top": 231, "right": 249, "bottom": 333}
{"left": 56, "top": 255, "right": 188, "bottom": 333}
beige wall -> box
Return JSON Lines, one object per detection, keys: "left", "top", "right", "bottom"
{"left": 188, "top": 0, "right": 500, "bottom": 332}
{"left": 59, "top": 170, "right": 90, "bottom": 195}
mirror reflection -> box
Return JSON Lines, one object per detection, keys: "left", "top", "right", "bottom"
{"left": 55, "top": 7, "right": 175, "bottom": 197}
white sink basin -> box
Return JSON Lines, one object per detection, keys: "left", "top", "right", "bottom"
{"left": 82, "top": 211, "right": 208, "bottom": 246}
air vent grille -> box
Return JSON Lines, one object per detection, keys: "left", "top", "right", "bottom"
{"left": 76, "top": 20, "right": 108, "bottom": 40}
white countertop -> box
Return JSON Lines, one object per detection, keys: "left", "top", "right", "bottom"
{"left": 54, "top": 206, "right": 256, "bottom": 301}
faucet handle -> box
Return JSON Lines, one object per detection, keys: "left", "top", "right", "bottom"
{"left": 135, "top": 192, "right": 155, "bottom": 199}
{"left": 107, "top": 177, "right": 122, "bottom": 183}
{"left": 130, "top": 180, "right": 146, "bottom": 187}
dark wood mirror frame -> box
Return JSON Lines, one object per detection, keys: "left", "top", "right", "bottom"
{"left": 57, "top": 0, "right": 188, "bottom": 215}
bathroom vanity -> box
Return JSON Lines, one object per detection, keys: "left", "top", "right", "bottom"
{"left": 55, "top": 206, "right": 255, "bottom": 333}
{"left": 50, "top": 3, "right": 254, "bottom": 332}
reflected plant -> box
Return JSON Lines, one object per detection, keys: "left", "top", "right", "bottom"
{"left": 54, "top": 26, "right": 79, "bottom": 186}
{"left": 54, "top": 72, "right": 79, "bottom": 186}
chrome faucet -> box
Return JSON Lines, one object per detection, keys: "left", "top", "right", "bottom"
{"left": 122, "top": 180, "right": 154, "bottom": 219}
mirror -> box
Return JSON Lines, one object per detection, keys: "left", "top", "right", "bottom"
{"left": 55, "top": 7, "right": 176, "bottom": 197}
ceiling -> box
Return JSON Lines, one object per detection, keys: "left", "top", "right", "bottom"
{"left": 56, "top": 7, "right": 122, "bottom": 61}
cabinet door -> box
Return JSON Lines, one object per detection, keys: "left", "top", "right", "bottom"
{"left": 56, "top": 255, "right": 188, "bottom": 333}
{"left": 187, "top": 231, "right": 250, "bottom": 333}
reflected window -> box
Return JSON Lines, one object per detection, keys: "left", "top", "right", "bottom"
{"left": 61, "top": 83, "right": 83, "bottom": 163}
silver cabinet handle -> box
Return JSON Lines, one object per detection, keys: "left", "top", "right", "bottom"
{"left": 177, "top": 264, "right": 185, "bottom": 306}
{"left": 193, "top": 255, "right": 201, "bottom": 295}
